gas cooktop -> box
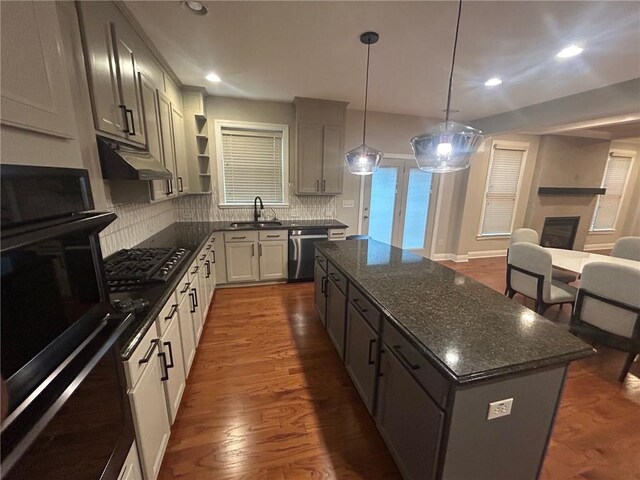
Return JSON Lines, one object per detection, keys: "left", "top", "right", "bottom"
{"left": 104, "top": 247, "right": 189, "bottom": 292}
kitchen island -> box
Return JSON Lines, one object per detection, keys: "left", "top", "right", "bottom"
{"left": 314, "top": 239, "right": 593, "bottom": 480}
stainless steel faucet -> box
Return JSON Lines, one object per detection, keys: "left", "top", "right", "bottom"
{"left": 253, "top": 196, "right": 264, "bottom": 222}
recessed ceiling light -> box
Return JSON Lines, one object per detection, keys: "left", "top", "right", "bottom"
{"left": 181, "top": 1, "right": 208, "bottom": 16}
{"left": 556, "top": 44, "right": 583, "bottom": 58}
{"left": 484, "top": 77, "right": 502, "bottom": 87}
{"left": 205, "top": 72, "right": 221, "bottom": 83}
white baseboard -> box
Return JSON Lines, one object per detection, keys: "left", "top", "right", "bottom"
{"left": 468, "top": 249, "right": 508, "bottom": 259}
{"left": 431, "top": 253, "right": 469, "bottom": 262}
{"left": 583, "top": 243, "right": 614, "bottom": 251}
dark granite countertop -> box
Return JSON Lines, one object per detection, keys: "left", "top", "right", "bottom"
{"left": 315, "top": 239, "right": 594, "bottom": 385}
{"left": 114, "top": 219, "right": 347, "bottom": 358}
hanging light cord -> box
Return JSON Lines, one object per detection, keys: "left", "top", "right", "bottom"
{"left": 362, "top": 41, "right": 371, "bottom": 150}
{"left": 444, "top": 0, "right": 463, "bottom": 125}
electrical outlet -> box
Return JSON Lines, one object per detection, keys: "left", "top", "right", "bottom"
{"left": 182, "top": 211, "right": 193, "bottom": 220}
{"left": 342, "top": 200, "right": 355, "bottom": 208}
{"left": 487, "top": 398, "right": 513, "bottom": 420}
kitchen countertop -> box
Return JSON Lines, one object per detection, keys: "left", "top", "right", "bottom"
{"left": 115, "top": 219, "right": 347, "bottom": 358}
{"left": 315, "top": 239, "right": 594, "bottom": 385}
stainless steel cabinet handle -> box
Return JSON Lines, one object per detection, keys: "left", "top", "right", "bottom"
{"left": 138, "top": 339, "right": 159, "bottom": 365}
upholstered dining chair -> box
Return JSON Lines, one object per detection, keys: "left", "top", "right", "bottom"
{"left": 506, "top": 243, "right": 578, "bottom": 315}
{"left": 611, "top": 236, "right": 640, "bottom": 262}
{"left": 505, "top": 228, "right": 577, "bottom": 295}
{"left": 570, "top": 262, "right": 640, "bottom": 382}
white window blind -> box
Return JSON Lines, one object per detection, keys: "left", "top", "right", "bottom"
{"left": 220, "top": 127, "right": 285, "bottom": 205}
{"left": 590, "top": 154, "right": 633, "bottom": 231}
{"left": 479, "top": 145, "right": 527, "bottom": 236}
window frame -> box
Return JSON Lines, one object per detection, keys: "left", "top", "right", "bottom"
{"left": 214, "top": 119, "right": 290, "bottom": 207}
{"left": 477, "top": 140, "right": 529, "bottom": 239}
{"left": 589, "top": 149, "right": 635, "bottom": 233}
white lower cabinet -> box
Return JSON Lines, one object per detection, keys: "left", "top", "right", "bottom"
{"left": 177, "top": 289, "right": 196, "bottom": 377}
{"left": 158, "top": 314, "right": 186, "bottom": 424}
{"left": 225, "top": 241, "right": 260, "bottom": 282}
{"left": 118, "top": 442, "right": 143, "bottom": 480}
{"left": 189, "top": 273, "right": 204, "bottom": 344}
{"left": 258, "top": 240, "right": 288, "bottom": 280}
{"left": 128, "top": 338, "right": 170, "bottom": 480}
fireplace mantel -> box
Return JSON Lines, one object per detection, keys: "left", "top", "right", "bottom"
{"left": 538, "top": 187, "right": 606, "bottom": 196}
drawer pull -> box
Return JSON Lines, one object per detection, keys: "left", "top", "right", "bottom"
{"left": 158, "top": 351, "right": 169, "bottom": 381}
{"left": 163, "top": 341, "right": 175, "bottom": 369}
{"left": 191, "top": 265, "right": 199, "bottom": 275}
{"left": 191, "top": 287, "right": 199, "bottom": 307}
{"left": 164, "top": 304, "right": 178, "bottom": 322}
{"left": 200, "top": 254, "right": 206, "bottom": 261}
{"left": 138, "top": 339, "right": 159, "bottom": 365}
{"left": 368, "top": 338, "right": 376, "bottom": 365}
{"left": 206, "top": 245, "right": 212, "bottom": 250}
{"left": 353, "top": 298, "right": 368, "bottom": 313}
{"left": 180, "top": 282, "right": 190, "bottom": 294}
{"left": 393, "top": 345, "right": 420, "bottom": 370}
{"left": 232, "top": 236, "right": 246, "bottom": 240}
{"left": 321, "top": 275, "right": 327, "bottom": 294}
{"left": 212, "top": 250, "right": 216, "bottom": 263}
{"left": 330, "top": 272, "right": 341, "bottom": 282}
{"left": 315, "top": 255, "right": 324, "bottom": 262}
{"left": 266, "top": 234, "right": 280, "bottom": 238}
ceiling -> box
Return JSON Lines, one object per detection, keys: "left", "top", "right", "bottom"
{"left": 124, "top": 1, "right": 640, "bottom": 120}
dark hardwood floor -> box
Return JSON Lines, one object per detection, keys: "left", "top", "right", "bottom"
{"left": 160, "top": 256, "right": 639, "bottom": 480}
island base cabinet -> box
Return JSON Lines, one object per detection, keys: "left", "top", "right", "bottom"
{"left": 326, "top": 278, "right": 347, "bottom": 360}
{"left": 376, "top": 348, "right": 444, "bottom": 480}
{"left": 345, "top": 305, "right": 378, "bottom": 414}
{"left": 314, "top": 261, "right": 327, "bottom": 325}
{"left": 128, "top": 342, "right": 171, "bottom": 480}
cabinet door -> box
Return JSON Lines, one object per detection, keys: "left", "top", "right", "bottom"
{"left": 211, "top": 234, "right": 227, "bottom": 284}
{"left": 326, "top": 278, "right": 347, "bottom": 360}
{"left": 321, "top": 124, "right": 344, "bottom": 194}
{"left": 297, "top": 123, "right": 324, "bottom": 194}
{"left": 345, "top": 305, "right": 378, "bottom": 414}
{"left": 139, "top": 73, "right": 167, "bottom": 201}
{"left": 376, "top": 348, "right": 445, "bottom": 480}
{"left": 161, "top": 316, "right": 186, "bottom": 424}
{"left": 77, "top": 2, "right": 126, "bottom": 138}
{"left": 189, "top": 273, "right": 204, "bottom": 345}
{"left": 112, "top": 18, "right": 146, "bottom": 146}
{"left": 118, "top": 442, "right": 143, "bottom": 480}
{"left": 0, "top": 1, "right": 75, "bottom": 138}
{"left": 128, "top": 342, "right": 170, "bottom": 480}
{"left": 259, "top": 241, "right": 288, "bottom": 280}
{"left": 198, "top": 263, "right": 211, "bottom": 320}
{"left": 225, "top": 242, "right": 259, "bottom": 283}
{"left": 170, "top": 105, "right": 190, "bottom": 194}
{"left": 205, "top": 256, "right": 216, "bottom": 302}
{"left": 177, "top": 291, "right": 196, "bottom": 377}
{"left": 157, "top": 91, "right": 177, "bottom": 197}
{"left": 314, "top": 262, "right": 327, "bottom": 325}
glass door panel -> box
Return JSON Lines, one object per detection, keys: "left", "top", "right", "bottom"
{"left": 368, "top": 167, "right": 399, "bottom": 245}
{"left": 402, "top": 169, "right": 432, "bottom": 249}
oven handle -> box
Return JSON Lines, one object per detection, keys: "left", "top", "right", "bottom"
{"left": 1, "top": 313, "right": 134, "bottom": 473}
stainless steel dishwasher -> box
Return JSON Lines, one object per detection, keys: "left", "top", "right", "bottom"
{"left": 288, "top": 228, "right": 328, "bottom": 281}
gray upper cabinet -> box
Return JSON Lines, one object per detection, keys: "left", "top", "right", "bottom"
{"left": 171, "top": 104, "right": 190, "bottom": 194}
{"left": 0, "top": 1, "right": 76, "bottom": 139}
{"left": 294, "top": 98, "right": 347, "bottom": 195}
{"left": 139, "top": 73, "right": 168, "bottom": 201}
{"left": 157, "top": 91, "right": 178, "bottom": 197}
{"left": 78, "top": 1, "right": 146, "bottom": 146}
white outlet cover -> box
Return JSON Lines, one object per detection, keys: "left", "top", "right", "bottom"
{"left": 342, "top": 200, "right": 355, "bottom": 208}
{"left": 487, "top": 398, "right": 513, "bottom": 420}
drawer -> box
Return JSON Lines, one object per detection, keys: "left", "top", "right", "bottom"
{"left": 327, "top": 262, "right": 347, "bottom": 295}
{"left": 259, "top": 230, "right": 287, "bottom": 241}
{"left": 328, "top": 228, "right": 347, "bottom": 241}
{"left": 176, "top": 271, "right": 191, "bottom": 301}
{"left": 224, "top": 231, "right": 259, "bottom": 243}
{"left": 382, "top": 318, "right": 449, "bottom": 408}
{"left": 197, "top": 249, "right": 208, "bottom": 265}
{"left": 156, "top": 291, "right": 178, "bottom": 337}
{"left": 188, "top": 258, "right": 200, "bottom": 282}
{"left": 348, "top": 284, "right": 382, "bottom": 333}
{"left": 123, "top": 322, "right": 160, "bottom": 389}
{"left": 314, "top": 250, "right": 327, "bottom": 272}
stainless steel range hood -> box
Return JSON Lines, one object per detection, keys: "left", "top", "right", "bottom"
{"left": 96, "top": 137, "right": 172, "bottom": 181}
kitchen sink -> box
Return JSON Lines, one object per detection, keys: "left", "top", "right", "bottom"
{"left": 229, "top": 221, "right": 283, "bottom": 229}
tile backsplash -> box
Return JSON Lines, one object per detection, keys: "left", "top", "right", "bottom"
{"left": 99, "top": 190, "right": 176, "bottom": 257}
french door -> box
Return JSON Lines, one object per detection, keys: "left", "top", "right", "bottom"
{"left": 362, "top": 158, "right": 436, "bottom": 252}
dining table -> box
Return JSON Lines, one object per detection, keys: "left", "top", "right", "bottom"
{"left": 546, "top": 247, "right": 640, "bottom": 275}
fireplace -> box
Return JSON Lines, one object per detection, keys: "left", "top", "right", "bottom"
{"left": 540, "top": 217, "right": 580, "bottom": 250}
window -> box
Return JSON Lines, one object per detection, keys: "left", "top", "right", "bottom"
{"left": 478, "top": 142, "right": 528, "bottom": 237}
{"left": 590, "top": 152, "right": 634, "bottom": 232}
{"left": 215, "top": 120, "right": 289, "bottom": 205}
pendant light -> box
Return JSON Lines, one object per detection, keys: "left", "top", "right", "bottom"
{"left": 410, "top": 0, "right": 484, "bottom": 173}
{"left": 345, "top": 32, "right": 384, "bottom": 175}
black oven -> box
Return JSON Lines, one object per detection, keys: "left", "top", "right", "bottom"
{"left": 0, "top": 165, "right": 134, "bottom": 479}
